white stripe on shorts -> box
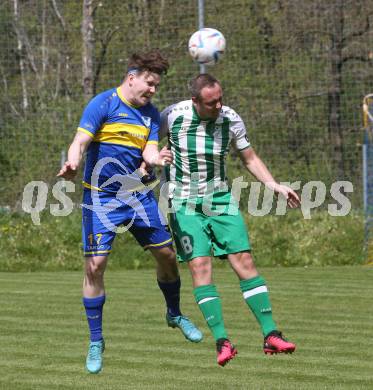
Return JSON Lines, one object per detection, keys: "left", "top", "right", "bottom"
{"left": 198, "top": 297, "right": 218, "bottom": 305}
{"left": 243, "top": 285, "right": 268, "bottom": 300}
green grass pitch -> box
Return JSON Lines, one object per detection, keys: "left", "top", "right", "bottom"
{"left": 1, "top": 267, "right": 372, "bottom": 389}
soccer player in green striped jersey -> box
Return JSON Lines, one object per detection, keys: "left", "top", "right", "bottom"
{"left": 160, "top": 74, "right": 301, "bottom": 366}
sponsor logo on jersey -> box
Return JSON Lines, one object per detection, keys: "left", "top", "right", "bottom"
{"left": 118, "top": 131, "right": 147, "bottom": 140}
{"left": 86, "top": 244, "right": 105, "bottom": 250}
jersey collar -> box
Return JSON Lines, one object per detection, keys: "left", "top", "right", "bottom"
{"left": 192, "top": 103, "right": 217, "bottom": 123}
{"left": 116, "top": 86, "right": 139, "bottom": 108}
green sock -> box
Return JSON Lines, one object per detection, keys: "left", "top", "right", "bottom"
{"left": 240, "top": 276, "right": 277, "bottom": 337}
{"left": 193, "top": 284, "right": 228, "bottom": 341}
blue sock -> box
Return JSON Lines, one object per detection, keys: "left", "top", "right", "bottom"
{"left": 83, "top": 295, "right": 106, "bottom": 342}
{"left": 157, "top": 278, "right": 182, "bottom": 317}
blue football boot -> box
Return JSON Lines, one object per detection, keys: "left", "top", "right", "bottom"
{"left": 166, "top": 314, "right": 203, "bottom": 343}
{"left": 86, "top": 339, "right": 105, "bottom": 374}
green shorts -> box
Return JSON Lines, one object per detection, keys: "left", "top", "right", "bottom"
{"left": 169, "top": 192, "right": 251, "bottom": 262}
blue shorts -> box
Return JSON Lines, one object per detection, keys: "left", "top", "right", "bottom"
{"left": 82, "top": 189, "right": 172, "bottom": 257}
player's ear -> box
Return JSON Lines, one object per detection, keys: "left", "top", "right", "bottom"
{"left": 127, "top": 72, "right": 138, "bottom": 85}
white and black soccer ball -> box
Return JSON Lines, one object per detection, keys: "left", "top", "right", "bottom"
{"left": 188, "top": 28, "right": 226, "bottom": 66}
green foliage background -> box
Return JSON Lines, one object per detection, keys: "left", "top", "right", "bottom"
{"left": 0, "top": 210, "right": 363, "bottom": 271}
{"left": 1, "top": 0, "right": 373, "bottom": 207}
{"left": 0, "top": 1, "right": 371, "bottom": 269}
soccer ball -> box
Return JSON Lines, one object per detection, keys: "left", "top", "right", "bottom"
{"left": 188, "top": 28, "right": 226, "bottom": 66}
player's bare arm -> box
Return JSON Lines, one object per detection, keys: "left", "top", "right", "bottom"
{"left": 57, "top": 131, "right": 92, "bottom": 180}
{"left": 142, "top": 143, "right": 173, "bottom": 167}
{"left": 240, "top": 147, "right": 300, "bottom": 208}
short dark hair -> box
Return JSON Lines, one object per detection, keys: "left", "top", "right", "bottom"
{"left": 189, "top": 73, "right": 220, "bottom": 100}
{"left": 127, "top": 49, "right": 169, "bottom": 76}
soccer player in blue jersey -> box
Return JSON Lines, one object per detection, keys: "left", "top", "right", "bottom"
{"left": 57, "top": 50, "right": 202, "bottom": 374}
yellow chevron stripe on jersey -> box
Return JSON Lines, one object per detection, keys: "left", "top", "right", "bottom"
{"left": 93, "top": 123, "right": 150, "bottom": 149}
{"left": 99, "top": 122, "right": 150, "bottom": 136}
{"left": 78, "top": 127, "right": 94, "bottom": 137}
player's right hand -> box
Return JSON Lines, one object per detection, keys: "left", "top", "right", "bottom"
{"left": 273, "top": 184, "right": 301, "bottom": 208}
{"left": 158, "top": 146, "right": 174, "bottom": 166}
{"left": 57, "top": 161, "right": 78, "bottom": 180}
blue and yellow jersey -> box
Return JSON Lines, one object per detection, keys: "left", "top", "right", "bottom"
{"left": 77, "top": 87, "right": 159, "bottom": 193}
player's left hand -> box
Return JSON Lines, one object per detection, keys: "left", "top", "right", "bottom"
{"left": 139, "top": 160, "right": 152, "bottom": 176}
{"left": 273, "top": 184, "right": 301, "bottom": 208}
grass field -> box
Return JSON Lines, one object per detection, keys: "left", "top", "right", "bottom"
{"left": 1, "top": 266, "right": 372, "bottom": 390}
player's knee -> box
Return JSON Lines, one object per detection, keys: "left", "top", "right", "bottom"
{"left": 240, "top": 252, "right": 256, "bottom": 271}
{"left": 153, "top": 246, "right": 177, "bottom": 265}
{"left": 163, "top": 248, "right": 177, "bottom": 264}
{"left": 85, "top": 256, "right": 107, "bottom": 278}
{"left": 189, "top": 257, "right": 212, "bottom": 279}
{"left": 152, "top": 246, "right": 178, "bottom": 278}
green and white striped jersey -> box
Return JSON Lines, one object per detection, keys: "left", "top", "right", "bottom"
{"left": 160, "top": 100, "right": 251, "bottom": 198}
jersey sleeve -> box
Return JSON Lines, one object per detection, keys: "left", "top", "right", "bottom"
{"left": 159, "top": 107, "right": 170, "bottom": 139}
{"left": 229, "top": 109, "right": 251, "bottom": 151}
{"left": 159, "top": 105, "right": 174, "bottom": 140}
{"left": 146, "top": 108, "right": 160, "bottom": 145}
{"left": 77, "top": 91, "right": 111, "bottom": 137}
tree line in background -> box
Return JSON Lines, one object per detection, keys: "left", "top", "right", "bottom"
{"left": 1, "top": 0, "right": 373, "bottom": 208}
